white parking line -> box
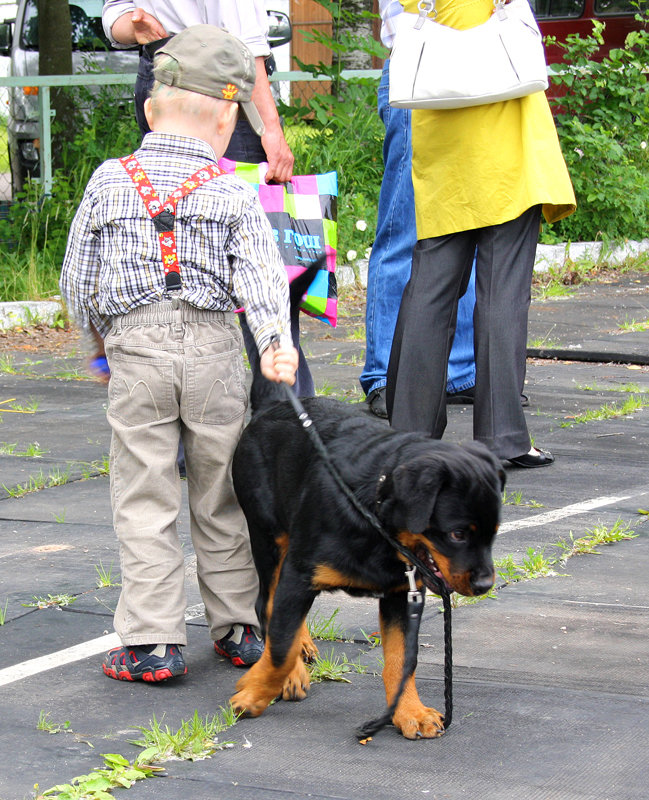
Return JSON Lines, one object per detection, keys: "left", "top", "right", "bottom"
{"left": 498, "top": 491, "right": 647, "bottom": 535}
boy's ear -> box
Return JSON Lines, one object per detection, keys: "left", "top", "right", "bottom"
{"left": 217, "top": 101, "right": 238, "bottom": 134}
{"left": 143, "top": 97, "right": 154, "bottom": 129}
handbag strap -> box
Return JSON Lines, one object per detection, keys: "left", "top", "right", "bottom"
{"left": 119, "top": 154, "right": 224, "bottom": 291}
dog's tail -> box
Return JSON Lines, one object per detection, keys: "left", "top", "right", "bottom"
{"left": 249, "top": 255, "right": 325, "bottom": 412}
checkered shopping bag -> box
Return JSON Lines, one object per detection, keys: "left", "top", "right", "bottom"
{"left": 218, "top": 158, "right": 338, "bottom": 326}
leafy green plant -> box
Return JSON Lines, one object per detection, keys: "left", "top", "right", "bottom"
{"left": 22, "top": 594, "right": 76, "bottom": 609}
{"left": 129, "top": 709, "right": 238, "bottom": 762}
{"left": 544, "top": 15, "right": 649, "bottom": 242}
{"left": 308, "top": 649, "right": 367, "bottom": 683}
{"left": 36, "top": 753, "right": 161, "bottom": 799}
{"left": 37, "top": 711, "right": 71, "bottom": 735}
{"left": 94, "top": 561, "right": 120, "bottom": 589}
{"left": 560, "top": 394, "right": 649, "bottom": 426}
{"left": 556, "top": 518, "right": 638, "bottom": 560}
{"left": 307, "top": 608, "right": 345, "bottom": 641}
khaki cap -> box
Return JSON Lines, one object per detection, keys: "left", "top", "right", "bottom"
{"left": 154, "top": 25, "right": 264, "bottom": 137}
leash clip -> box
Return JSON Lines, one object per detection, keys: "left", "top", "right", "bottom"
{"left": 405, "top": 564, "right": 423, "bottom": 607}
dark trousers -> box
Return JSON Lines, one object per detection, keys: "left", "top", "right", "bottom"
{"left": 387, "top": 205, "right": 542, "bottom": 460}
{"left": 135, "top": 52, "right": 314, "bottom": 397}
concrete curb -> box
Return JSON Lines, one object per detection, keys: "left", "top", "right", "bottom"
{"left": 2, "top": 239, "right": 647, "bottom": 329}
{"left": 341, "top": 238, "right": 649, "bottom": 289}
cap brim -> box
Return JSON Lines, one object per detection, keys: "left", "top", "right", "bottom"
{"left": 240, "top": 100, "right": 265, "bottom": 138}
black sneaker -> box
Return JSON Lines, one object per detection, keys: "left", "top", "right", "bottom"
{"left": 214, "top": 624, "right": 264, "bottom": 667}
{"left": 102, "top": 643, "right": 187, "bottom": 682}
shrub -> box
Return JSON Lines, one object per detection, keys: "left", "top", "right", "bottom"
{"left": 544, "top": 15, "right": 649, "bottom": 243}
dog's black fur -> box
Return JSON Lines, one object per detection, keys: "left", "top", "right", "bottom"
{"left": 230, "top": 268, "right": 505, "bottom": 739}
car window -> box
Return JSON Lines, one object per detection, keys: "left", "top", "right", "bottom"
{"left": 531, "top": 0, "right": 586, "bottom": 18}
{"left": 594, "top": 0, "right": 641, "bottom": 14}
{"left": 20, "top": 0, "right": 111, "bottom": 51}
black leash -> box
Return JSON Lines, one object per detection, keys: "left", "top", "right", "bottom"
{"left": 280, "top": 385, "right": 453, "bottom": 740}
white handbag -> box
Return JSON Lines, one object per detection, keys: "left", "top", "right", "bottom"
{"left": 388, "top": 0, "right": 548, "bottom": 110}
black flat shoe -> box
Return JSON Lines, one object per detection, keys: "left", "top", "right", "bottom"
{"left": 366, "top": 387, "right": 388, "bottom": 419}
{"left": 508, "top": 448, "right": 554, "bottom": 468}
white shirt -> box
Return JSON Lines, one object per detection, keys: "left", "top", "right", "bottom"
{"left": 379, "top": 0, "right": 405, "bottom": 49}
{"left": 102, "top": 0, "right": 270, "bottom": 57}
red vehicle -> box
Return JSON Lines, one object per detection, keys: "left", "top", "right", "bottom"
{"left": 532, "top": 0, "right": 645, "bottom": 62}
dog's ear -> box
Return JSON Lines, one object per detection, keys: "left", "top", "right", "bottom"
{"left": 380, "top": 458, "right": 447, "bottom": 534}
{"left": 461, "top": 440, "right": 506, "bottom": 491}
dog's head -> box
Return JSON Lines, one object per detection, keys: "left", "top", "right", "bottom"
{"left": 377, "top": 441, "right": 505, "bottom": 597}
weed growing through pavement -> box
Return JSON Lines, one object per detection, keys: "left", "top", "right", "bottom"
{"left": 316, "top": 380, "right": 335, "bottom": 396}
{"left": 2, "top": 466, "right": 71, "bottom": 497}
{"left": 359, "top": 628, "right": 381, "bottom": 648}
{"left": 0, "top": 598, "right": 8, "bottom": 625}
{"left": 35, "top": 753, "right": 161, "bottom": 799}
{"left": 344, "top": 325, "right": 366, "bottom": 342}
{"left": 308, "top": 649, "right": 367, "bottom": 684}
{"left": 556, "top": 518, "right": 637, "bottom": 561}
{"left": 0, "top": 354, "right": 17, "bottom": 374}
{"left": 577, "top": 381, "right": 644, "bottom": 394}
{"left": 0, "top": 441, "right": 47, "bottom": 457}
{"left": 307, "top": 608, "right": 346, "bottom": 641}
{"left": 129, "top": 709, "right": 238, "bottom": 762}
{"left": 94, "top": 561, "right": 120, "bottom": 589}
{"left": 22, "top": 593, "right": 76, "bottom": 609}
{"left": 37, "top": 711, "right": 71, "bottom": 735}
{"left": 502, "top": 489, "right": 544, "bottom": 508}
{"left": 619, "top": 317, "right": 649, "bottom": 333}
{"left": 561, "top": 394, "right": 649, "bottom": 426}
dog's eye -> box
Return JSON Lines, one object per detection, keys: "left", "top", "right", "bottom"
{"left": 449, "top": 530, "right": 467, "bottom": 543}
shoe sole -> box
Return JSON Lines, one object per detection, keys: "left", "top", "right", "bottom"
{"left": 102, "top": 663, "right": 187, "bottom": 682}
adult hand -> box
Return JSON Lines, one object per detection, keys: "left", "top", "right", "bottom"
{"left": 131, "top": 8, "right": 168, "bottom": 43}
{"left": 260, "top": 342, "right": 298, "bottom": 384}
{"left": 111, "top": 8, "right": 168, "bottom": 46}
{"left": 262, "top": 127, "right": 295, "bottom": 184}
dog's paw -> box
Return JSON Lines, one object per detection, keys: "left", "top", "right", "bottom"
{"left": 393, "top": 704, "right": 445, "bottom": 740}
{"left": 230, "top": 688, "right": 274, "bottom": 718}
{"left": 301, "top": 637, "right": 319, "bottom": 663}
{"left": 281, "top": 658, "right": 311, "bottom": 701}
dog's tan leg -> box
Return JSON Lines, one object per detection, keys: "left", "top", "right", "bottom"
{"left": 380, "top": 601, "right": 445, "bottom": 739}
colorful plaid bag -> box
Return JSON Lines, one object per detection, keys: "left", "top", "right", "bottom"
{"left": 218, "top": 158, "right": 338, "bottom": 327}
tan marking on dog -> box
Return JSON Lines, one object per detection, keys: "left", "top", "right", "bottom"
{"left": 380, "top": 619, "right": 444, "bottom": 739}
{"left": 311, "top": 564, "right": 381, "bottom": 593}
{"left": 396, "top": 531, "right": 475, "bottom": 596}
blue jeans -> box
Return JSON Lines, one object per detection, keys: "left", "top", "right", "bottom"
{"left": 361, "top": 60, "right": 476, "bottom": 397}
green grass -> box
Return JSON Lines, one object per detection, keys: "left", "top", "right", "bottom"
{"left": 308, "top": 649, "right": 367, "bottom": 684}
{"left": 619, "top": 317, "right": 649, "bottom": 333}
{"left": 556, "top": 519, "right": 637, "bottom": 560}
{"left": 129, "top": 709, "right": 238, "bottom": 762}
{"left": 22, "top": 593, "right": 76, "bottom": 609}
{"left": 307, "top": 608, "right": 345, "bottom": 641}
{"left": 560, "top": 395, "right": 649, "bottom": 426}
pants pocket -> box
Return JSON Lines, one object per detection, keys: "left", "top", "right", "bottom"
{"left": 185, "top": 347, "right": 247, "bottom": 425}
{"left": 108, "top": 351, "right": 176, "bottom": 427}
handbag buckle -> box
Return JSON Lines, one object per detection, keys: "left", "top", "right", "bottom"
{"left": 417, "top": 0, "right": 437, "bottom": 23}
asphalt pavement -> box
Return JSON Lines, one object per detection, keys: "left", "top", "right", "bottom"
{"left": 0, "top": 270, "right": 647, "bottom": 800}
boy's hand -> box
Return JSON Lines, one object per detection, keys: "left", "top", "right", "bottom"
{"left": 260, "top": 343, "right": 298, "bottom": 385}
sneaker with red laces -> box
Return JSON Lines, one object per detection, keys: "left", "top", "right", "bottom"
{"left": 102, "top": 643, "right": 187, "bottom": 682}
{"left": 214, "top": 624, "right": 264, "bottom": 667}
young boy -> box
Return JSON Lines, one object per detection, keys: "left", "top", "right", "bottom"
{"left": 60, "top": 25, "right": 298, "bottom": 682}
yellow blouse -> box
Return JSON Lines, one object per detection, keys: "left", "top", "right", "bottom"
{"left": 400, "top": 0, "right": 576, "bottom": 238}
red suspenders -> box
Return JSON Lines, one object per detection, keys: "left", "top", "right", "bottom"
{"left": 120, "top": 154, "right": 225, "bottom": 291}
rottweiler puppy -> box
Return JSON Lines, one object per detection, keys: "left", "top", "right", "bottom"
{"left": 230, "top": 388, "right": 505, "bottom": 739}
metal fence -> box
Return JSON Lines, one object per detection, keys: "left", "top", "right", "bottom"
{"left": 0, "top": 69, "right": 381, "bottom": 203}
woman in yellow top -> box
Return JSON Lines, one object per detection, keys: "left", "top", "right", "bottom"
{"left": 386, "top": 0, "right": 575, "bottom": 467}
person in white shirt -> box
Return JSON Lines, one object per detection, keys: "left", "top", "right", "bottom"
{"left": 102, "top": 1, "right": 294, "bottom": 182}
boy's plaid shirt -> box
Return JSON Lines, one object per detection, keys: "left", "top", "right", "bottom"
{"left": 60, "top": 132, "right": 290, "bottom": 356}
